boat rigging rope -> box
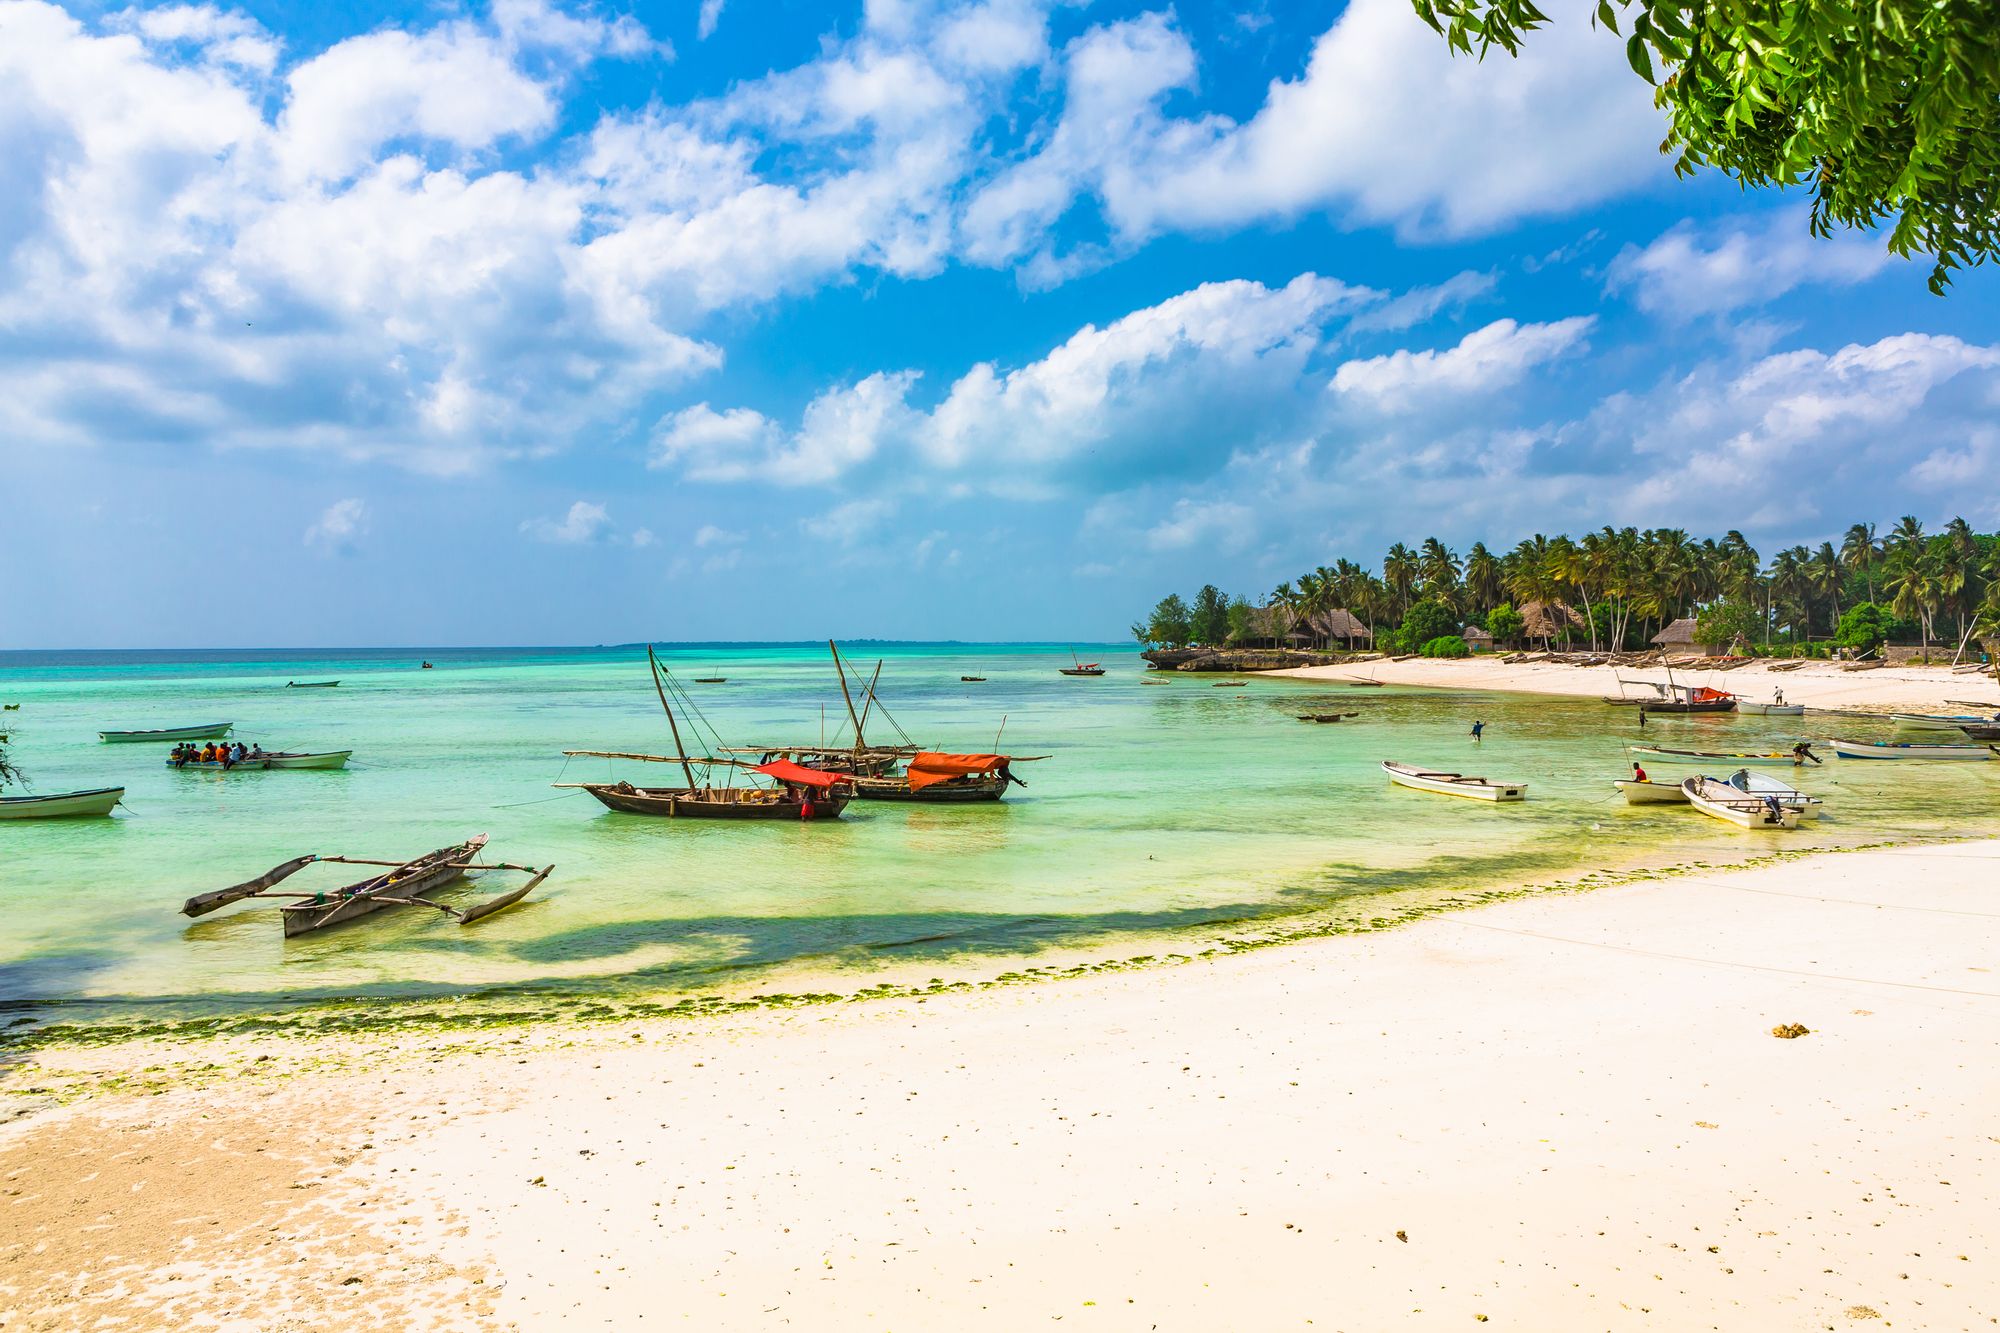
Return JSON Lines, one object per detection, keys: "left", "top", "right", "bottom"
{"left": 839, "top": 654, "right": 919, "bottom": 748}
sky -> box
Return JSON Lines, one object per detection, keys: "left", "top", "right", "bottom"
{"left": 2, "top": 0, "right": 1996, "bottom": 648}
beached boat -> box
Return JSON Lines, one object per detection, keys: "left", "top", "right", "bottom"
{"left": 559, "top": 647, "right": 853, "bottom": 820}
{"left": 1297, "top": 712, "right": 1359, "bottom": 723}
{"left": 1382, "top": 760, "right": 1525, "bottom": 801}
{"left": 1723, "top": 769, "right": 1822, "bottom": 819}
{"left": 850, "top": 752, "right": 1032, "bottom": 802}
{"left": 1735, "top": 701, "right": 1805, "bottom": 716}
{"left": 1212, "top": 681, "right": 1246, "bottom": 688}
{"left": 181, "top": 834, "right": 550, "bottom": 937}
{"left": 0, "top": 786, "right": 125, "bottom": 819}
{"left": 1612, "top": 778, "right": 1688, "bottom": 805}
{"left": 1959, "top": 723, "right": 2000, "bottom": 742}
{"left": 1683, "top": 776, "right": 1801, "bottom": 829}
{"left": 1604, "top": 681, "right": 1737, "bottom": 713}
{"left": 100, "top": 722, "right": 232, "bottom": 743}
{"left": 285, "top": 680, "right": 339, "bottom": 688}
{"left": 1628, "top": 744, "right": 1820, "bottom": 767}
{"left": 169, "top": 750, "right": 354, "bottom": 771}
{"left": 1890, "top": 711, "right": 1999, "bottom": 733}
{"left": 1827, "top": 737, "right": 1995, "bottom": 761}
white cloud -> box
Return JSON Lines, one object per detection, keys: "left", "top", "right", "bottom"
{"left": 693, "top": 524, "right": 744, "bottom": 547}
{"left": 1607, "top": 210, "right": 1899, "bottom": 320}
{"left": 522, "top": 499, "right": 613, "bottom": 543}
{"left": 1146, "top": 498, "right": 1253, "bottom": 552}
{"left": 114, "top": 4, "right": 281, "bottom": 72}
{"left": 697, "top": 0, "right": 724, "bottom": 39}
{"left": 1332, "top": 317, "right": 1595, "bottom": 409}
{"left": 304, "top": 497, "right": 367, "bottom": 548}
{"left": 801, "top": 497, "right": 896, "bottom": 543}
{"left": 1348, "top": 269, "right": 1497, "bottom": 333}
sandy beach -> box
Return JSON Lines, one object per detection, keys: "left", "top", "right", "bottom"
{"left": 6, "top": 841, "right": 1998, "bottom": 1330}
{"left": 1271, "top": 657, "right": 2000, "bottom": 715}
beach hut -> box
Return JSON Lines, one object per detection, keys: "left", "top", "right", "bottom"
{"left": 1461, "top": 625, "right": 1495, "bottom": 653}
{"left": 1306, "top": 609, "right": 1375, "bottom": 650}
{"left": 1651, "top": 617, "right": 1722, "bottom": 658}
{"left": 1517, "top": 600, "right": 1587, "bottom": 648}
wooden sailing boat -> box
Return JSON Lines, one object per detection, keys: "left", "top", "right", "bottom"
{"left": 1059, "top": 650, "right": 1106, "bottom": 677}
{"left": 559, "top": 647, "right": 852, "bottom": 819}
{"left": 180, "top": 834, "right": 550, "bottom": 937}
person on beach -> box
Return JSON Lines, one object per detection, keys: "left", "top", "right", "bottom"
{"left": 1469, "top": 720, "right": 1485, "bottom": 742}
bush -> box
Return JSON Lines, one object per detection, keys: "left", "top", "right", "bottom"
{"left": 1399, "top": 600, "right": 1458, "bottom": 650}
{"left": 1485, "top": 603, "right": 1525, "bottom": 644}
{"left": 1694, "top": 597, "right": 1763, "bottom": 649}
{"left": 1421, "top": 634, "right": 1470, "bottom": 659}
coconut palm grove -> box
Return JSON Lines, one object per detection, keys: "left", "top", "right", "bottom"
{"left": 1137, "top": 517, "right": 2000, "bottom": 659}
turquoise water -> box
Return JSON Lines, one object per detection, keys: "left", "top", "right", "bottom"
{"left": 4, "top": 644, "right": 1997, "bottom": 1030}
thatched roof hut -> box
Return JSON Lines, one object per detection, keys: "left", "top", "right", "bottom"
{"left": 1462, "top": 624, "right": 1495, "bottom": 650}
{"left": 1518, "top": 600, "right": 1586, "bottom": 642}
{"left": 1650, "top": 616, "right": 1722, "bottom": 656}
{"left": 1236, "top": 605, "right": 1373, "bottom": 648}
{"left": 1306, "top": 609, "right": 1374, "bottom": 645}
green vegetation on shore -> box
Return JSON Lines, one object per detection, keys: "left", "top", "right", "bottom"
{"left": 1139, "top": 517, "right": 2000, "bottom": 660}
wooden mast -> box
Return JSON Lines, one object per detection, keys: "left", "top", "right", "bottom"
{"left": 648, "top": 645, "right": 700, "bottom": 791}
{"left": 831, "top": 640, "right": 865, "bottom": 749}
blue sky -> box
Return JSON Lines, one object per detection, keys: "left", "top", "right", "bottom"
{"left": 3, "top": 0, "right": 1996, "bottom": 647}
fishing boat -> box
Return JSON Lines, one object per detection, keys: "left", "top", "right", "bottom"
{"left": 1297, "top": 712, "right": 1359, "bottom": 723}
{"left": 421, "top": 661, "right": 434, "bottom": 669}
{"left": 1959, "top": 723, "right": 2000, "bottom": 742}
{"left": 2, "top": 703, "right": 19, "bottom": 710}
{"left": 169, "top": 750, "right": 353, "bottom": 771}
{"left": 0, "top": 786, "right": 125, "bottom": 819}
{"left": 1345, "top": 678, "right": 1385, "bottom": 687}
{"left": 1827, "top": 737, "right": 1995, "bottom": 761}
{"left": 961, "top": 676, "right": 986, "bottom": 682}
{"left": 1059, "top": 661, "right": 1107, "bottom": 677}
{"left": 1628, "top": 743, "right": 1820, "bottom": 767}
{"left": 559, "top": 647, "right": 852, "bottom": 820}
{"left": 1604, "top": 680, "right": 1737, "bottom": 712}
{"left": 286, "top": 680, "right": 339, "bottom": 688}
{"left": 100, "top": 722, "right": 232, "bottom": 743}
{"left": 1212, "top": 681, "right": 1246, "bottom": 688}
{"left": 693, "top": 676, "right": 728, "bottom": 684}
{"left": 1889, "top": 711, "right": 1999, "bottom": 733}
{"left": 1382, "top": 760, "right": 1526, "bottom": 801}
{"left": 181, "top": 834, "right": 550, "bottom": 937}
{"left": 850, "top": 752, "right": 1038, "bottom": 802}
{"left": 1736, "top": 701, "right": 1805, "bottom": 716}
{"left": 1612, "top": 778, "right": 1688, "bottom": 805}
{"left": 1723, "top": 769, "right": 1822, "bottom": 819}
{"left": 1683, "top": 776, "right": 1800, "bottom": 829}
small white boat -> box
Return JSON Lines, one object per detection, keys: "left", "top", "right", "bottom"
{"left": 1889, "top": 711, "right": 1998, "bottom": 733}
{"left": 1724, "top": 769, "right": 1822, "bottom": 819}
{"left": 1613, "top": 778, "right": 1688, "bottom": 805}
{"left": 0, "top": 786, "right": 124, "bottom": 819}
{"left": 101, "top": 722, "right": 232, "bottom": 744}
{"left": 1383, "top": 760, "right": 1525, "bottom": 801}
{"left": 1736, "top": 701, "right": 1805, "bottom": 716}
{"left": 1683, "top": 776, "right": 1800, "bottom": 829}
{"left": 1629, "top": 744, "right": 1820, "bottom": 767}
{"left": 263, "top": 750, "right": 353, "bottom": 770}
{"left": 1828, "top": 737, "right": 1995, "bottom": 761}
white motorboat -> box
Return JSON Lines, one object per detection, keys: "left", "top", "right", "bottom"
{"left": 1889, "top": 711, "right": 1999, "bottom": 733}
{"left": 1828, "top": 737, "right": 1995, "bottom": 761}
{"left": 0, "top": 786, "right": 125, "bottom": 819}
{"left": 1683, "top": 776, "right": 1800, "bottom": 829}
{"left": 1724, "top": 769, "right": 1822, "bottom": 819}
{"left": 1612, "top": 778, "right": 1688, "bottom": 805}
{"left": 1382, "top": 760, "right": 1526, "bottom": 801}
{"left": 1736, "top": 701, "right": 1805, "bottom": 716}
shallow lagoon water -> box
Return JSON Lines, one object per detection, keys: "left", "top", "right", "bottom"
{"left": 4, "top": 643, "right": 1996, "bottom": 1031}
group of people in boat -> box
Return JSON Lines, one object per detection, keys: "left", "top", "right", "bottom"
{"left": 170, "top": 741, "right": 265, "bottom": 768}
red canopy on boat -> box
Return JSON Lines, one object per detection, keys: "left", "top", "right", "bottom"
{"left": 753, "top": 759, "right": 847, "bottom": 789}
{"left": 1690, "top": 687, "right": 1735, "bottom": 703}
{"left": 906, "top": 752, "right": 1008, "bottom": 791}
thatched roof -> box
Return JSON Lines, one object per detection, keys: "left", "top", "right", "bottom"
{"left": 1651, "top": 617, "right": 1699, "bottom": 647}
{"left": 1462, "top": 625, "right": 1495, "bottom": 643}
{"left": 1518, "top": 600, "right": 1586, "bottom": 639}
{"left": 1306, "top": 609, "right": 1373, "bottom": 641}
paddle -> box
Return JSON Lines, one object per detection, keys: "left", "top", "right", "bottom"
{"left": 182, "top": 855, "right": 318, "bottom": 918}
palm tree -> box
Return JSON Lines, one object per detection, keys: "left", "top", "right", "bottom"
{"left": 1463, "top": 542, "right": 1504, "bottom": 615}
{"left": 1841, "top": 522, "right": 1880, "bottom": 604}
{"left": 1888, "top": 555, "right": 1939, "bottom": 659}
{"left": 1505, "top": 535, "right": 1560, "bottom": 646}
{"left": 1808, "top": 541, "right": 1843, "bottom": 636}
{"left": 1417, "top": 537, "right": 1461, "bottom": 609}
{"left": 1548, "top": 535, "right": 1596, "bottom": 650}
{"left": 1382, "top": 544, "right": 1418, "bottom": 619}
{"left": 1268, "top": 581, "right": 1301, "bottom": 647}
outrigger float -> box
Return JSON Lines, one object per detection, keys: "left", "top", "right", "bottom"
{"left": 181, "top": 834, "right": 550, "bottom": 937}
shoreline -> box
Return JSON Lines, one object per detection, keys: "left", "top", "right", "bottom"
{"left": 1268, "top": 655, "right": 2000, "bottom": 713}
{"left": 6, "top": 840, "right": 1999, "bottom": 1328}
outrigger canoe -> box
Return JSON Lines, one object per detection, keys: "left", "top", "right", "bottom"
{"left": 0, "top": 786, "right": 124, "bottom": 819}
{"left": 181, "top": 834, "right": 551, "bottom": 937}
{"left": 101, "top": 722, "right": 232, "bottom": 743}
{"left": 1382, "top": 760, "right": 1525, "bottom": 801}
{"left": 1828, "top": 737, "right": 1995, "bottom": 761}
{"left": 1628, "top": 744, "right": 1820, "bottom": 767}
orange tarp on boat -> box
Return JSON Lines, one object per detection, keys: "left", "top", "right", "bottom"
{"left": 1690, "top": 687, "right": 1735, "bottom": 703}
{"left": 905, "top": 752, "right": 1007, "bottom": 791}
{"left": 753, "top": 759, "right": 847, "bottom": 789}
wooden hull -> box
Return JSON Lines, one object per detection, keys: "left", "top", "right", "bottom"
{"left": 851, "top": 773, "right": 1008, "bottom": 802}
{"left": 582, "top": 782, "right": 850, "bottom": 819}
{"left": 1604, "top": 698, "right": 1736, "bottom": 713}
{"left": 1613, "top": 779, "right": 1687, "bottom": 805}
{"left": 1628, "top": 747, "right": 1807, "bottom": 767}
{"left": 279, "top": 836, "right": 485, "bottom": 937}
{"left": 1382, "top": 761, "right": 1525, "bottom": 801}
{"left": 0, "top": 786, "right": 123, "bottom": 819}
{"left": 1059, "top": 668, "right": 1106, "bottom": 676}
{"left": 101, "top": 723, "right": 232, "bottom": 743}
{"left": 1736, "top": 703, "right": 1805, "bottom": 716}
{"left": 1828, "top": 738, "right": 1994, "bottom": 760}
{"left": 286, "top": 681, "right": 339, "bottom": 688}
{"left": 1684, "top": 779, "right": 1800, "bottom": 829}
{"left": 1890, "top": 713, "right": 1993, "bottom": 733}
{"left": 168, "top": 751, "right": 353, "bottom": 771}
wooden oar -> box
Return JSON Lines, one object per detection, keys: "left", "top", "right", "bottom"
{"left": 182, "top": 855, "right": 318, "bottom": 918}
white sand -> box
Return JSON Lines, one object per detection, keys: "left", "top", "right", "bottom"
{"left": 1271, "top": 656, "right": 2000, "bottom": 715}
{"left": 6, "top": 843, "right": 2000, "bottom": 1330}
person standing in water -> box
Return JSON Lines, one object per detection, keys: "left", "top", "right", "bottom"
{"left": 1469, "top": 720, "right": 1485, "bottom": 743}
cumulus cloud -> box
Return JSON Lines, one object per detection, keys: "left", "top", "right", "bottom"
{"left": 521, "top": 499, "right": 613, "bottom": 543}
{"left": 802, "top": 497, "right": 897, "bottom": 543}
{"left": 1607, "top": 210, "right": 1899, "bottom": 320}
{"left": 304, "top": 497, "right": 367, "bottom": 549}
{"left": 697, "top": 0, "right": 724, "bottom": 39}
{"left": 1331, "top": 317, "right": 1595, "bottom": 409}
